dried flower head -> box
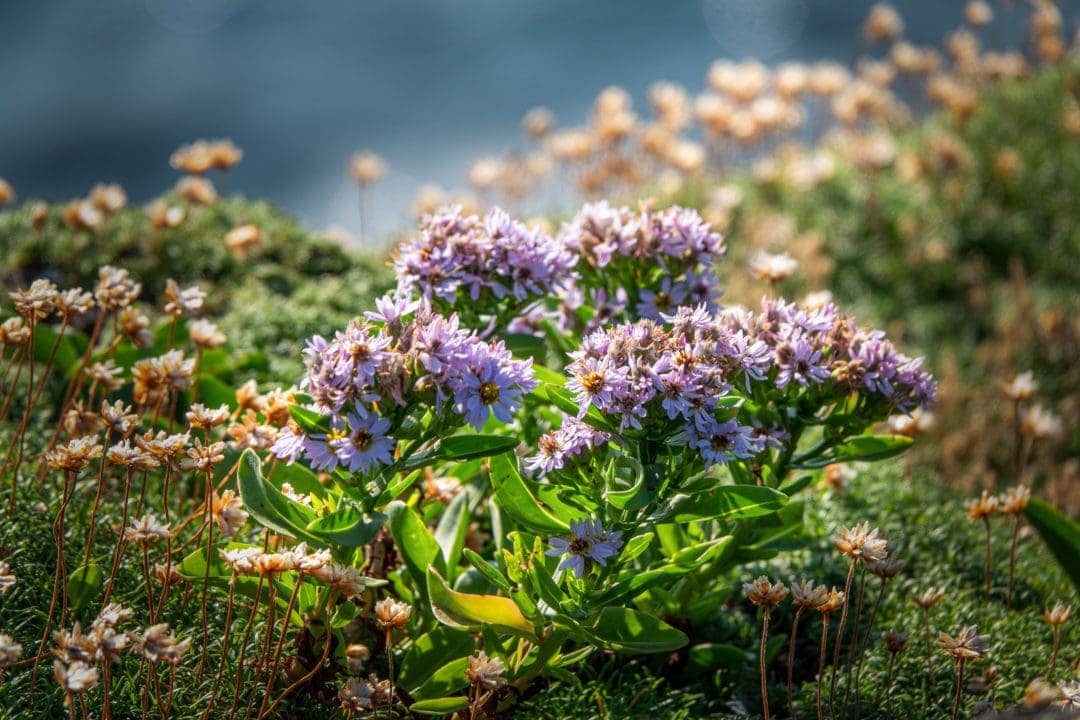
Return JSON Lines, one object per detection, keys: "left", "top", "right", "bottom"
{"left": 46, "top": 436, "right": 104, "bottom": 473}
{"left": 791, "top": 580, "right": 829, "bottom": 609}
{"left": 338, "top": 676, "right": 375, "bottom": 712}
{"left": 0, "top": 634, "right": 22, "bottom": 667}
{"left": 816, "top": 587, "right": 846, "bottom": 613}
{"left": 1023, "top": 678, "right": 1060, "bottom": 707}
{"left": 466, "top": 651, "right": 506, "bottom": 690}
{"left": 211, "top": 490, "right": 248, "bottom": 537}
{"left": 999, "top": 485, "right": 1030, "bottom": 514}
{"left": 53, "top": 660, "right": 98, "bottom": 694}
{"left": 123, "top": 514, "right": 172, "bottom": 544}
{"left": 749, "top": 251, "right": 798, "bottom": 283}
{"left": 0, "top": 317, "right": 29, "bottom": 347}
{"left": 0, "top": 562, "right": 15, "bottom": 594}
{"left": 189, "top": 319, "right": 226, "bottom": 349}
{"left": 835, "top": 522, "right": 889, "bottom": 563}
{"left": 1001, "top": 371, "right": 1038, "bottom": 402}
{"left": 884, "top": 629, "right": 908, "bottom": 654}
{"left": 55, "top": 288, "right": 95, "bottom": 320}
{"left": 176, "top": 175, "right": 217, "bottom": 205}
{"left": 147, "top": 199, "right": 185, "bottom": 228}
{"left": 374, "top": 597, "right": 412, "bottom": 630}
{"left": 912, "top": 588, "right": 945, "bottom": 610}
{"left": 744, "top": 576, "right": 789, "bottom": 608}
{"left": 129, "top": 624, "right": 191, "bottom": 664}
{"left": 186, "top": 403, "right": 230, "bottom": 431}
{"left": 224, "top": 224, "right": 263, "bottom": 258}
{"left": 937, "top": 625, "right": 989, "bottom": 660}
{"left": 94, "top": 265, "right": 141, "bottom": 310}
{"left": 345, "top": 643, "right": 371, "bottom": 674}
{"left": 965, "top": 491, "right": 998, "bottom": 521}
{"left": 1060, "top": 681, "right": 1080, "bottom": 711}
{"left": 1044, "top": 601, "right": 1071, "bottom": 627}
{"left": 106, "top": 440, "right": 160, "bottom": 472}
{"left": 349, "top": 152, "right": 386, "bottom": 186}
{"left": 0, "top": 178, "right": 12, "bottom": 207}
{"left": 118, "top": 308, "right": 152, "bottom": 348}
{"left": 180, "top": 438, "right": 225, "bottom": 474}
{"left": 867, "top": 556, "right": 906, "bottom": 579}
{"left": 11, "top": 278, "right": 59, "bottom": 321}
{"left": 863, "top": 3, "right": 904, "bottom": 43}
{"left": 163, "top": 279, "right": 205, "bottom": 318}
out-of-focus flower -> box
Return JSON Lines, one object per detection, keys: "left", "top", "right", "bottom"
{"left": 349, "top": 152, "right": 386, "bottom": 186}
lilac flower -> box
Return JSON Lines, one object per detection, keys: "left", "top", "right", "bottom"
{"left": 683, "top": 413, "right": 764, "bottom": 467}
{"left": 270, "top": 423, "right": 306, "bottom": 464}
{"left": 526, "top": 418, "right": 612, "bottom": 476}
{"left": 566, "top": 356, "right": 631, "bottom": 418}
{"left": 545, "top": 518, "right": 624, "bottom": 579}
{"left": 330, "top": 411, "right": 395, "bottom": 474}
{"left": 363, "top": 293, "right": 418, "bottom": 335}
{"left": 636, "top": 277, "right": 687, "bottom": 320}
{"left": 773, "top": 335, "right": 830, "bottom": 388}
{"left": 452, "top": 341, "right": 537, "bottom": 431}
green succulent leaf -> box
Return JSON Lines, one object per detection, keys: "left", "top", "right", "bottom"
{"left": 426, "top": 566, "right": 537, "bottom": 639}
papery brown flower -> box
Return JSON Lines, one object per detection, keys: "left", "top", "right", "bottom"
{"left": 176, "top": 175, "right": 217, "bottom": 205}
{"left": 211, "top": 490, "right": 248, "bottom": 538}
{"left": 129, "top": 624, "right": 191, "bottom": 664}
{"left": 180, "top": 438, "right": 225, "bottom": 474}
{"left": 884, "top": 629, "right": 908, "bottom": 654}
{"left": 0, "top": 561, "right": 16, "bottom": 594}
{"left": 965, "top": 490, "right": 998, "bottom": 521}
{"left": 46, "top": 437, "right": 103, "bottom": 473}
{"left": 118, "top": 308, "right": 152, "bottom": 348}
{"left": 11, "top": 278, "right": 59, "bottom": 321}
{"left": 1044, "top": 601, "right": 1072, "bottom": 627}
{"left": 912, "top": 588, "right": 945, "bottom": 610}
{"left": 466, "top": 651, "right": 506, "bottom": 690}
{"left": 375, "top": 597, "right": 412, "bottom": 629}
{"left": 744, "top": 576, "right": 789, "bottom": 608}
{"left": 835, "top": 522, "right": 889, "bottom": 563}
{"left": 937, "top": 625, "right": 989, "bottom": 660}
{"left": 349, "top": 152, "right": 386, "bottom": 186}
{"left": 791, "top": 580, "right": 829, "bottom": 609}
{"left": 188, "top": 319, "right": 226, "bottom": 349}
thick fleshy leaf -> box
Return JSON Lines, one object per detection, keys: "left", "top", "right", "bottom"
{"left": 67, "top": 564, "right": 103, "bottom": 613}
{"left": 427, "top": 566, "right": 537, "bottom": 638}
{"left": 32, "top": 324, "right": 87, "bottom": 381}
{"left": 795, "top": 434, "right": 913, "bottom": 468}
{"left": 237, "top": 449, "right": 323, "bottom": 545}
{"left": 410, "top": 697, "right": 470, "bottom": 715}
{"left": 411, "top": 659, "right": 471, "bottom": 701}
{"left": 399, "top": 626, "right": 476, "bottom": 692}
{"left": 387, "top": 501, "right": 445, "bottom": 598}
{"left": 434, "top": 489, "right": 473, "bottom": 572}
{"left": 664, "top": 485, "right": 787, "bottom": 523}
{"left": 288, "top": 404, "right": 330, "bottom": 435}
{"left": 489, "top": 453, "right": 568, "bottom": 533}
{"left": 538, "top": 383, "right": 619, "bottom": 433}
{"left": 1025, "top": 498, "right": 1080, "bottom": 592}
{"left": 305, "top": 505, "right": 385, "bottom": 548}
{"left": 437, "top": 435, "right": 519, "bottom": 462}
{"left": 585, "top": 607, "right": 687, "bottom": 654}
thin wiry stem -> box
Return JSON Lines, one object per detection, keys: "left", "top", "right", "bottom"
{"left": 787, "top": 607, "right": 805, "bottom": 720}
{"left": 842, "top": 566, "right": 868, "bottom": 714}
{"left": 950, "top": 659, "right": 965, "bottom": 720}
{"left": 1051, "top": 626, "right": 1061, "bottom": 670}
{"left": 257, "top": 575, "right": 304, "bottom": 719}
{"left": 1007, "top": 516, "right": 1020, "bottom": 609}
{"left": 922, "top": 607, "right": 934, "bottom": 704}
{"left": 854, "top": 578, "right": 889, "bottom": 719}
{"left": 829, "top": 558, "right": 857, "bottom": 719}
{"left": 760, "top": 608, "right": 772, "bottom": 720}
{"left": 982, "top": 517, "right": 992, "bottom": 606}
{"left": 816, "top": 612, "right": 830, "bottom": 720}
{"left": 884, "top": 652, "right": 897, "bottom": 720}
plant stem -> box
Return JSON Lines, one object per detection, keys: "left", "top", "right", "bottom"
{"left": 982, "top": 517, "right": 992, "bottom": 606}
{"left": 950, "top": 659, "right": 965, "bottom": 720}
{"left": 787, "top": 607, "right": 804, "bottom": 720}
{"left": 829, "top": 559, "right": 857, "bottom": 719}
{"left": 816, "top": 613, "right": 830, "bottom": 720}
{"left": 760, "top": 608, "right": 772, "bottom": 720}
{"left": 1007, "top": 516, "right": 1020, "bottom": 609}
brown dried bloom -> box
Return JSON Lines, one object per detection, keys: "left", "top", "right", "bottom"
{"left": 0, "top": 178, "right": 12, "bottom": 207}
{"left": 123, "top": 514, "right": 172, "bottom": 544}
{"left": 163, "top": 279, "right": 205, "bottom": 318}
{"left": 224, "top": 224, "right": 263, "bottom": 258}
{"left": 55, "top": 288, "right": 95, "bottom": 320}
{"left": 338, "top": 676, "right": 375, "bottom": 712}
{"left": 1019, "top": 404, "right": 1063, "bottom": 441}
{"left": 466, "top": 651, "right": 506, "bottom": 690}
{"left": 94, "top": 266, "right": 141, "bottom": 310}
{"left": 884, "top": 629, "right": 908, "bottom": 654}
{"left": 999, "top": 485, "right": 1030, "bottom": 515}
{"left": 180, "top": 438, "right": 225, "bottom": 474}
{"left": 1044, "top": 601, "right": 1071, "bottom": 627}
{"left": 62, "top": 401, "right": 104, "bottom": 438}
{"left": 158, "top": 350, "right": 195, "bottom": 392}
{"left": 791, "top": 580, "right": 829, "bottom": 609}
{"left": 186, "top": 403, "right": 230, "bottom": 431}
{"left": 106, "top": 440, "right": 160, "bottom": 472}
{"left": 129, "top": 624, "right": 191, "bottom": 664}
{"left": 349, "top": 152, "right": 386, "bottom": 186}
{"left": 46, "top": 436, "right": 104, "bottom": 473}
{"left": 147, "top": 199, "right": 186, "bottom": 228}
{"left": 1023, "top": 678, "right": 1060, "bottom": 707}
{"left": 1000, "top": 371, "right": 1037, "bottom": 402}
{"left": 0, "top": 562, "right": 16, "bottom": 594}
{"left": 234, "top": 379, "right": 265, "bottom": 414}
{"left": 345, "top": 643, "right": 371, "bottom": 674}
{"left": 189, "top": 319, "right": 226, "bottom": 349}
{"left": 30, "top": 202, "right": 48, "bottom": 230}
{"left": 99, "top": 399, "right": 138, "bottom": 436}
{"left": 863, "top": 3, "right": 904, "bottom": 43}
{"left": 53, "top": 660, "right": 98, "bottom": 694}
{"left": 965, "top": 490, "right": 998, "bottom": 521}
{"left": 176, "top": 175, "right": 217, "bottom": 205}
{"left": 744, "top": 576, "right": 789, "bottom": 608}
{"left": 11, "top": 278, "right": 59, "bottom": 321}
{"left": 374, "top": 598, "right": 412, "bottom": 630}
{"left": 90, "top": 361, "right": 125, "bottom": 394}
{"left": 835, "top": 522, "right": 889, "bottom": 563}
{"left": 867, "top": 556, "right": 906, "bottom": 579}
{"left": 749, "top": 251, "right": 798, "bottom": 283}
{"left": 1060, "top": 681, "right": 1080, "bottom": 711}
{"left": 118, "top": 308, "right": 152, "bottom": 348}
{"left": 964, "top": 0, "right": 992, "bottom": 27}
{"left": 211, "top": 490, "right": 248, "bottom": 537}
{"left": 0, "top": 635, "right": 22, "bottom": 667}
{"left": 0, "top": 317, "right": 30, "bottom": 347}
{"left": 89, "top": 183, "right": 127, "bottom": 214}
{"left": 522, "top": 106, "right": 556, "bottom": 138}
{"left": 912, "top": 588, "right": 945, "bottom": 610}
{"left": 937, "top": 625, "right": 989, "bottom": 660}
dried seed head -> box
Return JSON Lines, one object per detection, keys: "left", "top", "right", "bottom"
{"left": 129, "top": 624, "right": 191, "bottom": 664}
{"left": 374, "top": 598, "right": 412, "bottom": 630}
{"left": 349, "top": 152, "right": 386, "bottom": 186}
{"left": 211, "top": 490, "right": 248, "bottom": 538}
{"left": 1019, "top": 405, "right": 1063, "bottom": 441}
{"left": 186, "top": 403, "right": 230, "bottom": 431}
{"left": 176, "top": 175, "right": 217, "bottom": 205}
{"left": 884, "top": 629, "right": 908, "bottom": 654}
{"left": 53, "top": 660, "right": 98, "bottom": 694}
{"left": 790, "top": 580, "right": 829, "bottom": 609}
{"left": 743, "top": 576, "right": 789, "bottom": 608}
{"left": 816, "top": 586, "right": 846, "bottom": 614}
{"left": 11, "top": 278, "right": 59, "bottom": 321}
{"left": 863, "top": 3, "right": 904, "bottom": 43}
{"left": 189, "top": 319, "right": 226, "bottom": 349}
{"left": 999, "top": 485, "right": 1031, "bottom": 515}
{"left": 55, "top": 288, "right": 95, "bottom": 320}
{"left": 835, "top": 522, "right": 889, "bottom": 563}
{"left": 1060, "top": 681, "right": 1080, "bottom": 711}
{"left": 0, "top": 179, "right": 12, "bottom": 206}
{"left": 123, "top": 514, "right": 172, "bottom": 544}
{"left": 100, "top": 399, "right": 138, "bottom": 436}
{"left": 46, "top": 436, "right": 104, "bottom": 473}
{"left": 224, "top": 224, "right": 263, "bottom": 258}
{"left": 1001, "top": 371, "right": 1038, "bottom": 402}
{"left": 965, "top": 491, "right": 998, "bottom": 521}
{"left": 106, "top": 440, "right": 159, "bottom": 472}
{"left": 163, "top": 279, "right": 205, "bottom": 318}
{"left": 1044, "top": 601, "right": 1071, "bottom": 627}
{"left": 1022, "top": 678, "right": 1059, "bottom": 707}
{"left": 345, "top": 643, "right": 371, "bottom": 674}
{"left": 179, "top": 438, "right": 225, "bottom": 474}
{"left": 911, "top": 588, "right": 945, "bottom": 610}
{"left": 0, "top": 562, "right": 16, "bottom": 594}
{"left": 338, "top": 676, "right": 375, "bottom": 712}
{"left": 0, "top": 635, "right": 22, "bottom": 668}
{"left": 867, "top": 556, "right": 906, "bottom": 579}
{"left": 937, "top": 625, "right": 989, "bottom": 660}
{"left": 118, "top": 308, "right": 153, "bottom": 348}
{"left": 94, "top": 266, "right": 141, "bottom": 310}
{"left": 466, "top": 651, "right": 506, "bottom": 690}
{"left": 0, "top": 317, "right": 29, "bottom": 347}
{"left": 89, "top": 360, "right": 125, "bottom": 393}
{"left": 749, "top": 251, "right": 798, "bottom": 283}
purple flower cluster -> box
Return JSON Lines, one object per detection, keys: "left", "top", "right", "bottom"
{"left": 554, "top": 298, "right": 935, "bottom": 469}
{"left": 545, "top": 518, "right": 624, "bottom": 579}
{"left": 556, "top": 201, "right": 726, "bottom": 323}
{"left": 394, "top": 205, "right": 576, "bottom": 306}
{"left": 523, "top": 417, "right": 611, "bottom": 476}
{"left": 271, "top": 296, "right": 537, "bottom": 475}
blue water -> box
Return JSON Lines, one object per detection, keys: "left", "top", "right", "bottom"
{"left": 0, "top": 0, "right": 1075, "bottom": 242}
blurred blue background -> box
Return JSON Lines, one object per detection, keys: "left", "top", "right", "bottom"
{"left": 0, "top": 0, "right": 1074, "bottom": 241}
